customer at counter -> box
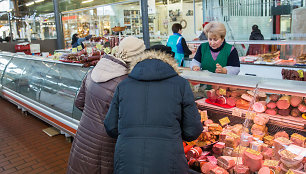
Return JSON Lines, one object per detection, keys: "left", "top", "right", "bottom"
{"left": 104, "top": 50, "right": 203, "bottom": 174}
{"left": 71, "top": 33, "right": 92, "bottom": 49}
{"left": 67, "top": 36, "right": 146, "bottom": 174}
{"left": 190, "top": 21, "right": 240, "bottom": 75}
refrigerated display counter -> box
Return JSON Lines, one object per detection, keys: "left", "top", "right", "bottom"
{"left": 0, "top": 52, "right": 91, "bottom": 136}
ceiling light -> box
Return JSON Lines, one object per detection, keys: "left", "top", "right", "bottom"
{"left": 35, "top": 0, "right": 44, "bottom": 3}
{"left": 82, "top": 0, "right": 93, "bottom": 3}
{"left": 26, "top": 1, "right": 34, "bottom": 6}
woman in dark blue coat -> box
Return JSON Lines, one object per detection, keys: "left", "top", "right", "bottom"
{"left": 104, "top": 51, "right": 203, "bottom": 174}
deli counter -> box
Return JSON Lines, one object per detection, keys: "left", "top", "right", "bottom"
{"left": 0, "top": 51, "right": 305, "bottom": 138}
{"left": 0, "top": 51, "right": 91, "bottom": 136}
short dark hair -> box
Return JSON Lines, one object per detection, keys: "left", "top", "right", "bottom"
{"left": 252, "top": 25, "right": 258, "bottom": 31}
{"left": 172, "top": 23, "right": 182, "bottom": 33}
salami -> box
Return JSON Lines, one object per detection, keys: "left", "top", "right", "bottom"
{"left": 298, "top": 103, "right": 306, "bottom": 113}
{"left": 265, "top": 109, "right": 277, "bottom": 115}
{"left": 269, "top": 94, "right": 280, "bottom": 102}
{"left": 290, "top": 96, "right": 303, "bottom": 107}
{"left": 276, "top": 95, "right": 291, "bottom": 109}
{"left": 291, "top": 108, "right": 301, "bottom": 117}
{"left": 267, "top": 102, "right": 276, "bottom": 109}
{"left": 278, "top": 108, "right": 291, "bottom": 116}
{"left": 216, "top": 96, "right": 227, "bottom": 105}
{"left": 227, "top": 97, "right": 237, "bottom": 107}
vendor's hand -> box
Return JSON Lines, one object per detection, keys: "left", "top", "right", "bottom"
{"left": 215, "top": 63, "right": 227, "bottom": 74}
{"left": 192, "top": 66, "right": 200, "bottom": 71}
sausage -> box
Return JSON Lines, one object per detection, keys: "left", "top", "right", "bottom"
{"left": 241, "top": 94, "right": 253, "bottom": 102}
{"left": 265, "top": 108, "right": 278, "bottom": 115}
{"left": 278, "top": 108, "right": 291, "bottom": 116}
{"left": 290, "top": 96, "right": 302, "bottom": 107}
{"left": 291, "top": 108, "right": 301, "bottom": 117}
{"left": 227, "top": 97, "right": 238, "bottom": 107}
{"left": 269, "top": 94, "right": 280, "bottom": 102}
{"left": 276, "top": 95, "right": 291, "bottom": 109}
{"left": 267, "top": 102, "right": 277, "bottom": 109}
{"left": 298, "top": 103, "right": 306, "bottom": 113}
{"left": 216, "top": 96, "right": 227, "bottom": 105}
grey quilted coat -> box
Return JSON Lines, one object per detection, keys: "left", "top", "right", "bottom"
{"left": 67, "top": 54, "right": 128, "bottom": 174}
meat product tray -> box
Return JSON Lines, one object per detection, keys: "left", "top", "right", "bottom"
{"left": 205, "top": 99, "right": 235, "bottom": 109}
{"left": 59, "top": 60, "right": 81, "bottom": 64}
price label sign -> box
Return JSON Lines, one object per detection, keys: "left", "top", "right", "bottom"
{"left": 232, "top": 108, "right": 242, "bottom": 117}
{"left": 297, "top": 70, "right": 304, "bottom": 78}
{"left": 286, "top": 169, "right": 294, "bottom": 174}
{"left": 77, "top": 45, "right": 83, "bottom": 51}
{"left": 246, "top": 148, "right": 261, "bottom": 156}
{"left": 200, "top": 110, "right": 208, "bottom": 122}
{"left": 246, "top": 111, "right": 256, "bottom": 120}
{"left": 219, "top": 117, "right": 230, "bottom": 126}
{"left": 72, "top": 48, "right": 77, "bottom": 53}
{"left": 96, "top": 43, "right": 102, "bottom": 50}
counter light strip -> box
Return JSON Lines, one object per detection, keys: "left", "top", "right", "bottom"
{"left": 3, "top": 92, "right": 77, "bottom": 135}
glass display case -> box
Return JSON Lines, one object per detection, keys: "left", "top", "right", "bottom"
{"left": 0, "top": 52, "right": 91, "bottom": 136}
{"left": 181, "top": 70, "right": 306, "bottom": 135}
{"left": 186, "top": 40, "right": 306, "bottom": 79}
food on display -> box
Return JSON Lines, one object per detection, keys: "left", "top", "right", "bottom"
{"left": 282, "top": 69, "right": 306, "bottom": 81}
{"left": 296, "top": 54, "right": 306, "bottom": 64}
{"left": 258, "top": 51, "right": 280, "bottom": 62}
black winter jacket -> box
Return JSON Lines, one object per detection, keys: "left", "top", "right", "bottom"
{"left": 249, "top": 30, "right": 264, "bottom": 40}
{"left": 104, "top": 51, "right": 203, "bottom": 174}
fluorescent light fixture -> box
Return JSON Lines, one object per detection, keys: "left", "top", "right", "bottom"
{"left": 82, "top": 0, "right": 93, "bottom": 3}
{"left": 35, "top": 0, "right": 44, "bottom": 3}
{"left": 26, "top": 1, "right": 35, "bottom": 6}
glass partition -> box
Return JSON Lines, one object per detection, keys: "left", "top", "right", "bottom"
{"left": 1, "top": 56, "right": 90, "bottom": 120}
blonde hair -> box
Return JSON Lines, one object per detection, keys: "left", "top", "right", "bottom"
{"left": 204, "top": 21, "right": 226, "bottom": 39}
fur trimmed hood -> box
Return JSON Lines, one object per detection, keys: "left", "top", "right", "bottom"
{"left": 128, "top": 51, "right": 179, "bottom": 81}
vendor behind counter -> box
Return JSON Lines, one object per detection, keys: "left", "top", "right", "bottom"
{"left": 190, "top": 21, "right": 240, "bottom": 75}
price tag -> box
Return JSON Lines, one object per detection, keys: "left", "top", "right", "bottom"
{"left": 302, "top": 113, "right": 306, "bottom": 120}
{"left": 246, "top": 148, "right": 261, "bottom": 156}
{"left": 219, "top": 117, "right": 230, "bottom": 126}
{"left": 72, "top": 48, "right": 77, "bottom": 53}
{"left": 297, "top": 70, "right": 304, "bottom": 78}
{"left": 232, "top": 108, "right": 242, "bottom": 117}
{"left": 200, "top": 110, "right": 208, "bottom": 123}
{"left": 96, "top": 43, "right": 102, "bottom": 50}
{"left": 104, "top": 47, "right": 111, "bottom": 54}
{"left": 246, "top": 111, "right": 256, "bottom": 120}
{"left": 286, "top": 169, "right": 294, "bottom": 174}
{"left": 263, "top": 160, "right": 279, "bottom": 167}
{"left": 77, "top": 45, "right": 83, "bottom": 51}
{"left": 219, "top": 88, "right": 226, "bottom": 96}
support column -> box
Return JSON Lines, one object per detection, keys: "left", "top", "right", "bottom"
{"left": 141, "top": 0, "right": 150, "bottom": 48}
{"left": 8, "top": 12, "right": 13, "bottom": 42}
{"left": 53, "top": 0, "right": 64, "bottom": 49}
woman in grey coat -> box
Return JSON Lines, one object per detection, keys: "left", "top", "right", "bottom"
{"left": 67, "top": 36, "right": 146, "bottom": 174}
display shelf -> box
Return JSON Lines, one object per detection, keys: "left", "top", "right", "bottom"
{"left": 187, "top": 40, "right": 306, "bottom": 45}
{"left": 181, "top": 70, "right": 306, "bottom": 97}
{"left": 196, "top": 98, "right": 306, "bottom": 132}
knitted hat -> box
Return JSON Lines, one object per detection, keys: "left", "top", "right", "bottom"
{"left": 116, "top": 36, "right": 146, "bottom": 63}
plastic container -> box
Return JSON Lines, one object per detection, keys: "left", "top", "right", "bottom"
{"left": 280, "top": 157, "right": 303, "bottom": 168}
{"left": 280, "top": 162, "right": 303, "bottom": 173}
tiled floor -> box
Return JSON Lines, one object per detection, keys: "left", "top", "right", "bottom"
{"left": 0, "top": 98, "right": 72, "bottom": 174}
